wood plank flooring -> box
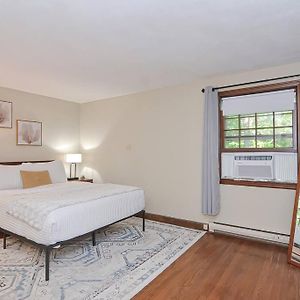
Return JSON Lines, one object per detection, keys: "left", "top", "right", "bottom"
{"left": 134, "top": 233, "right": 300, "bottom": 300}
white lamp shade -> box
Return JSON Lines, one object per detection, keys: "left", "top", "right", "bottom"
{"left": 66, "top": 153, "right": 82, "bottom": 163}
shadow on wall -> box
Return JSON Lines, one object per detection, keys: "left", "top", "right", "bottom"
{"left": 79, "top": 115, "right": 119, "bottom": 184}
{"left": 1, "top": 145, "right": 67, "bottom": 163}
{"left": 79, "top": 102, "right": 160, "bottom": 186}
{"left": 80, "top": 138, "right": 104, "bottom": 183}
{"left": 51, "top": 143, "right": 79, "bottom": 153}
{"left": 80, "top": 122, "right": 112, "bottom": 152}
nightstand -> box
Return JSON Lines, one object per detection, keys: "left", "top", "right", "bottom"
{"left": 68, "top": 178, "right": 93, "bottom": 183}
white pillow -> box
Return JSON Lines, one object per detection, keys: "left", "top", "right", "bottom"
{"left": 0, "top": 165, "right": 23, "bottom": 190}
{"left": 21, "top": 160, "right": 67, "bottom": 184}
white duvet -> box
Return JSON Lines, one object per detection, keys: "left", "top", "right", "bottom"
{"left": 0, "top": 182, "right": 144, "bottom": 245}
{"left": 6, "top": 182, "right": 142, "bottom": 230}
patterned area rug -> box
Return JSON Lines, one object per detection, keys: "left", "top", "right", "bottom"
{"left": 0, "top": 217, "right": 205, "bottom": 300}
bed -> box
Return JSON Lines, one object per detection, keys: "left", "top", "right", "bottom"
{"left": 0, "top": 160, "right": 145, "bottom": 281}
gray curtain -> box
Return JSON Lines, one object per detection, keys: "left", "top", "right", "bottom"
{"left": 202, "top": 86, "right": 220, "bottom": 215}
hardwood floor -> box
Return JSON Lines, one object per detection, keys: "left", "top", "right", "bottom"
{"left": 134, "top": 233, "right": 300, "bottom": 300}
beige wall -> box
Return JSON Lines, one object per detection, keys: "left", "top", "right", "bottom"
{"left": 80, "top": 62, "right": 300, "bottom": 235}
{"left": 0, "top": 87, "right": 80, "bottom": 162}
{"left": 2, "top": 62, "right": 298, "bottom": 234}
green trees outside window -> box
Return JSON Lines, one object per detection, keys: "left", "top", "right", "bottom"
{"left": 224, "top": 111, "right": 294, "bottom": 149}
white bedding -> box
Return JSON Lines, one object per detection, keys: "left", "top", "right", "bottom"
{"left": 0, "top": 182, "right": 145, "bottom": 245}
{"left": 7, "top": 182, "right": 142, "bottom": 230}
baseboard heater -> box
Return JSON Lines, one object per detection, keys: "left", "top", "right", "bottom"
{"left": 209, "top": 222, "right": 290, "bottom": 245}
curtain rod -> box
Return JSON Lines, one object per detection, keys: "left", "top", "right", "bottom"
{"left": 201, "top": 73, "right": 300, "bottom": 93}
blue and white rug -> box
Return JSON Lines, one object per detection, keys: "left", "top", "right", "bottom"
{"left": 0, "top": 217, "right": 205, "bottom": 300}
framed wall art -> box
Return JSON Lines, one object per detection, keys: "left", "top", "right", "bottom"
{"left": 0, "top": 100, "right": 12, "bottom": 128}
{"left": 17, "top": 120, "right": 42, "bottom": 146}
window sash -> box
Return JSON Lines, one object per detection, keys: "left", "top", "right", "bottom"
{"left": 223, "top": 111, "right": 295, "bottom": 150}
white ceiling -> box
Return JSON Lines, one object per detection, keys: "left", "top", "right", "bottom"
{"left": 0, "top": 0, "right": 300, "bottom": 103}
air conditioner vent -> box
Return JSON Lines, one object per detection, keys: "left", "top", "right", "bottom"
{"left": 234, "top": 154, "right": 274, "bottom": 180}
{"left": 234, "top": 155, "right": 272, "bottom": 161}
{"left": 237, "top": 165, "right": 273, "bottom": 179}
{"left": 221, "top": 152, "right": 297, "bottom": 183}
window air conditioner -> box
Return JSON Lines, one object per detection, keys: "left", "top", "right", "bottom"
{"left": 233, "top": 155, "right": 274, "bottom": 180}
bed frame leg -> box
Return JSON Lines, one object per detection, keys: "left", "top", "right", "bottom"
{"left": 45, "top": 247, "right": 51, "bottom": 281}
{"left": 92, "top": 231, "right": 96, "bottom": 246}
{"left": 142, "top": 210, "right": 145, "bottom": 232}
{"left": 3, "top": 233, "right": 6, "bottom": 249}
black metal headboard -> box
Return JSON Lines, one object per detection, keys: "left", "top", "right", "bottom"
{"left": 0, "top": 160, "right": 54, "bottom": 165}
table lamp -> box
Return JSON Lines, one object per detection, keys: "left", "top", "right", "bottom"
{"left": 66, "top": 153, "right": 82, "bottom": 180}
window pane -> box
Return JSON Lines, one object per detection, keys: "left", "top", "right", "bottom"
{"left": 275, "top": 127, "right": 293, "bottom": 148}
{"left": 224, "top": 138, "right": 239, "bottom": 148}
{"left": 240, "top": 137, "right": 255, "bottom": 148}
{"left": 275, "top": 136, "right": 293, "bottom": 148}
{"left": 240, "top": 115, "right": 255, "bottom": 129}
{"left": 225, "top": 117, "right": 239, "bottom": 130}
{"left": 275, "top": 111, "right": 292, "bottom": 127}
{"left": 257, "top": 113, "right": 273, "bottom": 128}
{"left": 275, "top": 127, "right": 292, "bottom": 136}
{"left": 240, "top": 129, "right": 255, "bottom": 136}
{"left": 257, "top": 128, "right": 273, "bottom": 136}
{"left": 257, "top": 136, "right": 274, "bottom": 148}
{"left": 223, "top": 110, "right": 295, "bottom": 150}
{"left": 225, "top": 130, "right": 239, "bottom": 137}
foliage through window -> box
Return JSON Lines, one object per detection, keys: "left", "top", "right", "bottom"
{"left": 224, "top": 111, "right": 294, "bottom": 150}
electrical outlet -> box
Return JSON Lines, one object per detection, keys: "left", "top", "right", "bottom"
{"left": 203, "top": 224, "right": 208, "bottom": 231}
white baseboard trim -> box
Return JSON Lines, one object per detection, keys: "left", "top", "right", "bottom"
{"left": 209, "top": 222, "right": 289, "bottom": 245}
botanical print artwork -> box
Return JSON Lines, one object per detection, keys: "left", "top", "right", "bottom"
{"left": 17, "top": 120, "right": 42, "bottom": 146}
{"left": 0, "top": 100, "right": 12, "bottom": 128}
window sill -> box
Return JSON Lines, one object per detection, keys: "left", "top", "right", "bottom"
{"left": 220, "top": 178, "right": 297, "bottom": 190}
{"left": 221, "top": 148, "right": 297, "bottom": 153}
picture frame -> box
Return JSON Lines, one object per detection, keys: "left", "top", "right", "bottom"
{"left": 0, "top": 100, "right": 12, "bottom": 128}
{"left": 17, "top": 120, "right": 42, "bottom": 146}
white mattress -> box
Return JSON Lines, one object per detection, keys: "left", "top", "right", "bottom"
{"left": 0, "top": 182, "right": 145, "bottom": 245}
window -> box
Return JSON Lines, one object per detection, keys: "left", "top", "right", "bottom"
{"left": 219, "top": 81, "right": 299, "bottom": 189}
{"left": 224, "top": 110, "right": 294, "bottom": 150}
